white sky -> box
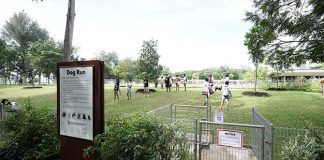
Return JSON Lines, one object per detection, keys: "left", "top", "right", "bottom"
{"left": 0, "top": 0, "right": 254, "bottom": 72}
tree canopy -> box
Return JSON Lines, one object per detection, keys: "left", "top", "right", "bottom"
{"left": 1, "top": 11, "right": 49, "bottom": 82}
{"left": 0, "top": 39, "right": 17, "bottom": 84}
{"left": 27, "top": 41, "right": 63, "bottom": 83}
{"left": 1, "top": 11, "right": 49, "bottom": 51}
{"left": 113, "top": 58, "right": 137, "bottom": 80}
{"left": 245, "top": 0, "right": 324, "bottom": 68}
{"left": 94, "top": 51, "right": 119, "bottom": 79}
{"left": 137, "top": 39, "right": 163, "bottom": 82}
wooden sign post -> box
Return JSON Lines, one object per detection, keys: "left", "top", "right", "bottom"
{"left": 57, "top": 60, "right": 104, "bottom": 160}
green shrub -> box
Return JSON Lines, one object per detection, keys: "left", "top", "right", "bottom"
{"left": 281, "top": 133, "right": 318, "bottom": 160}
{"left": 262, "top": 82, "right": 321, "bottom": 92}
{"left": 310, "top": 83, "right": 321, "bottom": 93}
{"left": 311, "top": 128, "right": 324, "bottom": 160}
{"left": 84, "top": 115, "right": 189, "bottom": 160}
{"left": 0, "top": 98, "right": 59, "bottom": 160}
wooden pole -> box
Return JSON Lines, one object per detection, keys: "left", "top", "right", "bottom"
{"left": 63, "top": 0, "right": 75, "bottom": 62}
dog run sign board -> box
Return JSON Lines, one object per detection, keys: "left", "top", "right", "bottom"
{"left": 217, "top": 129, "right": 243, "bottom": 148}
{"left": 59, "top": 66, "right": 93, "bottom": 140}
{"left": 57, "top": 60, "right": 104, "bottom": 160}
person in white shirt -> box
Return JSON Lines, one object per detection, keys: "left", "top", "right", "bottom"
{"left": 175, "top": 75, "right": 180, "bottom": 91}
{"left": 183, "top": 74, "right": 187, "bottom": 91}
{"left": 220, "top": 81, "right": 231, "bottom": 109}
{"left": 160, "top": 76, "right": 164, "bottom": 89}
{"left": 127, "top": 79, "right": 133, "bottom": 100}
{"left": 202, "top": 78, "right": 211, "bottom": 106}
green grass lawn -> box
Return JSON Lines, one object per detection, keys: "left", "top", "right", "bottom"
{"left": 2, "top": 84, "right": 324, "bottom": 128}
{"left": 1, "top": 84, "right": 324, "bottom": 159}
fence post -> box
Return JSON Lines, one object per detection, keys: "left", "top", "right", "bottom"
{"left": 170, "top": 104, "right": 173, "bottom": 119}
{"left": 208, "top": 105, "right": 211, "bottom": 122}
{"left": 261, "top": 127, "right": 265, "bottom": 160}
{"left": 270, "top": 124, "right": 274, "bottom": 160}
{"left": 252, "top": 108, "right": 255, "bottom": 124}
{"left": 198, "top": 121, "right": 202, "bottom": 160}
{"left": 0, "top": 103, "right": 3, "bottom": 120}
{"left": 174, "top": 104, "right": 177, "bottom": 119}
{"left": 251, "top": 108, "right": 255, "bottom": 150}
{"left": 206, "top": 106, "right": 208, "bottom": 121}
{"left": 194, "top": 118, "right": 198, "bottom": 160}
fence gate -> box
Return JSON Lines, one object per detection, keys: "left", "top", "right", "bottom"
{"left": 146, "top": 104, "right": 273, "bottom": 160}
{"left": 251, "top": 108, "right": 274, "bottom": 160}
{"left": 193, "top": 108, "right": 273, "bottom": 160}
{"left": 197, "top": 120, "right": 265, "bottom": 160}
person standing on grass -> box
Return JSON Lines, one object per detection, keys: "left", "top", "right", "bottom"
{"left": 208, "top": 74, "right": 214, "bottom": 87}
{"left": 175, "top": 75, "right": 180, "bottom": 91}
{"left": 183, "top": 74, "right": 187, "bottom": 91}
{"left": 202, "top": 78, "right": 211, "bottom": 106}
{"left": 143, "top": 76, "right": 149, "bottom": 97}
{"left": 160, "top": 76, "right": 164, "bottom": 89}
{"left": 127, "top": 79, "right": 133, "bottom": 100}
{"left": 115, "top": 77, "right": 121, "bottom": 95}
{"left": 220, "top": 81, "right": 231, "bottom": 109}
{"left": 113, "top": 83, "right": 119, "bottom": 101}
{"left": 165, "top": 75, "right": 172, "bottom": 92}
{"left": 169, "top": 75, "right": 173, "bottom": 92}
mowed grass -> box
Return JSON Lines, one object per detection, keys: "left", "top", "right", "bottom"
{"left": 1, "top": 84, "right": 324, "bottom": 128}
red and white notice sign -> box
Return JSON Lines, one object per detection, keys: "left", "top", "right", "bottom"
{"left": 217, "top": 129, "right": 243, "bottom": 148}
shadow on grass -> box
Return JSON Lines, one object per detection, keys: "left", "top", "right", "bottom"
{"left": 242, "top": 91, "right": 270, "bottom": 97}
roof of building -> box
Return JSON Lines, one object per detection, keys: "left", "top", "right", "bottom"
{"left": 271, "top": 69, "right": 324, "bottom": 77}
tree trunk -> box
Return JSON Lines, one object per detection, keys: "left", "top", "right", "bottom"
{"left": 39, "top": 72, "right": 41, "bottom": 85}
{"left": 254, "top": 64, "right": 258, "bottom": 93}
{"left": 3, "top": 68, "right": 7, "bottom": 84}
{"left": 276, "top": 69, "right": 279, "bottom": 88}
{"left": 8, "top": 76, "right": 11, "bottom": 84}
{"left": 63, "top": 0, "right": 75, "bottom": 62}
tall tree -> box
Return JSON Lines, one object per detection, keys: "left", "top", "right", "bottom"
{"left": 137, "top": 39, "right": 163, "bottom": 82}
{"left": 28, "top": 41, "right": 63, "bottom": 84}
{"left": 243, "top": 66, "right": 268, "bottom": 81}
{"left": 113, "top": 58, "right": 137, "bottom": 80}
{"left": 94, "top": 51, "right": 119, "bottom": 79}
{"left": 0, "top": 39, "right": 18, "bottom": 84}
{"left": 1, "top": 11, "right": 49, "bottom": 83}
{"left": 245, "top": 0, "right": 324, "bottom": 67}
{"left": 244, "top": 25, "right": 275, "bottom": 92}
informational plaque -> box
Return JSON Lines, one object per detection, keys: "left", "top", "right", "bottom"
{"left": 217, "top": 129, "right": 243, "bottom": 148}
{"left": 59, "top": 67, "right": 93, "bottom": 140}
{"left": 57, "top": 60, "right": 104, "bottom": 160}
{"left": 214, "top": 112, "right": 224, "bottom": 123}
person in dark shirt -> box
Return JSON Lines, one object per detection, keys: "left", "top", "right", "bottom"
{"left": 115, "top": 77, "right": 121, "bottom": 95}
{"left": 143, "top": 76, "right": 149, "bottom": 97}
{"left": 165, "top": 75, "right": 172, "bottom": 92}
{"left": 113, "top": 83, "right": 119, "bottom": 101}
